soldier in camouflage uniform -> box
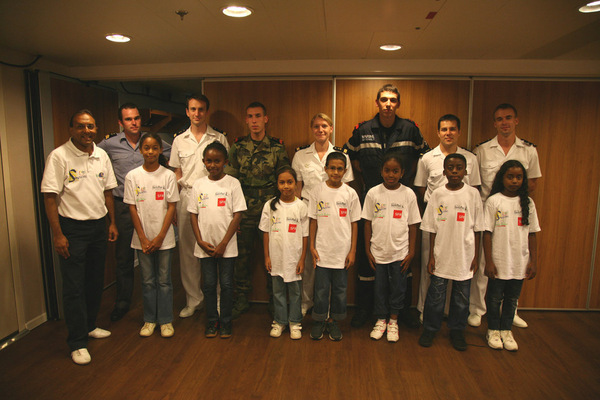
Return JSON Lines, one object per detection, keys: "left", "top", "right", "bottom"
{"left": 225, "top": 102, "right": 290, "bottom": 318}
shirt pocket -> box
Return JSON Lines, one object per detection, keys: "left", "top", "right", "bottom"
{"left": 481, "top": 160, "right": 501, "bottom": 183}
{"left": 177, "top": 151, "right": 195, "bottom": 170}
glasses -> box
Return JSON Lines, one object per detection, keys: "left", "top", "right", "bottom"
{"left": 74, "top": 124, "right": 96, "bottom": 130}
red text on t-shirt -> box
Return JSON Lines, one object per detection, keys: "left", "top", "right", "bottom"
{"left": 393, "top": 210, "right": 402, "bottom": 219}
{"left": 339, "top": 208, "right": 347, "bottom": 217}
{"left": 156, "top": 192, "right": 164, "bottom": 201}
{"left": 288, "top": 224, "right": 297, "bottom": 233}
{"left": 457, "top": 212, "right": 465, "bottom": 222}
{"left": 218, "top": 198, "right": 226, "bottom": 207}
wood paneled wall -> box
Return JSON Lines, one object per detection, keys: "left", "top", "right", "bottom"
{"left": 472, "top": 80, "right": 600, "bottom": 309}
{"left": 205, "top": 78, "right": 600, "bottom": 309}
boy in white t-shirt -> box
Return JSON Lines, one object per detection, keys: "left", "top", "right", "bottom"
{"left": 419, "top": 153, "right": 484, "bottom": 351}
{"left": 309, "top": 152, "right": 361, "bottom": 341}
{"left": 189, "top": 142, "right": 247, "bottom": 338}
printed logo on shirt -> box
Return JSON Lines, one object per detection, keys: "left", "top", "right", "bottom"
{"left": 97, "top": 172, "right": 105, "bottom": 179}
{"left": 436, "top": 205, "right": 447, "bottom": 222}
{"left": 495, "top": 210, "right": 508, "bottom": 227}
{"left": 374, "top": 202, "right": 386, "bottom": 218}
{"left": 457, "top": 212, "right": 465, "bottom": 222}
{"left": 218, "top": 198, "right": 226, "bottom": 207}
{"left": 156, "top": 191, "right": 164, "bottom": 200}
{"left": 288, "top": 224, "right": 297, "bottom": 233}
{"left": 68, "top": 169, "right": 87, "bottom": 183}
{"left": 197, "top": 192, "right": 208, "bottom": 208}
{"left": 339, "top": 208, "right": 348, "bottom": 217}
{"left": 135, "top": 185, "right": 147, "bottom": 202}
{"left": 393, "top": 210, "right": 402, "bottom": 219}
{"left": 316, "top": 201, "right": 330, "bottom": 217}
{"left": 518, "top": 217, "right": 523, "bottom": 226}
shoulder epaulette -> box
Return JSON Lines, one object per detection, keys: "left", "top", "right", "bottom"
{"left": 473, "top": 138, "right": 492, "bottom": 148}
{"left": 212, "top": 126, "right": 226, "bottom": 136}
{"left": 333, "top": 146, "right": 347, "bottom": 154}
{"left": 459, "top": 146, "right": 475, "bottom": 155}
{"left": 521, "top": 138, "right": 537, "bottom": 147}
{"left": 406, "top": 118, "right": 419, "bottom": 128}
{"left": 104, "top": 132, "right": 118, "bottom": 140}
{"left": 269, "top": 136, "right": 284, "bottom": 145}
{"left": 422, "top": 147, "right": 434, "bottom": 155}
{"left": 295, "top": 144, "right": 310, "bottom": 152}
{"left": 354, "top": 120, "right": 367, "bottom": 130}
{"left": 173, "top": 127, "right": 188, "bottom": 138}
{"left": 234, "top": 136, "right": 244, "bottom": 143}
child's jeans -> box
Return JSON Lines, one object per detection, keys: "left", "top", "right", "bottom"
{"left": 486, "top": 278, "right": 523, "bottom": 330}
{"left": 423, "top": 275, "right": 470, "bottom": 332}
{"left": 374, "top": 260, "right": 408, "bottom": 319}
{"left": 137, "top": 249, "right": 173, "bottom": 325}
{"left": 200, "top": 257, "right": 234, "bottom": 325}
{"left": 272, "top": 276, "right": 302, "bottom": 325}
{"left": 312, "top": 266, "right": 348, "bottom": 321}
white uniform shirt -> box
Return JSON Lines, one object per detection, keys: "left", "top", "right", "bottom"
{"left": 187, "top": 175, "right": 247, "bottom": 258}
{"left": 259, "top": 197, "right": 309, "bottom": 282}
{"left": 123, "top": 166, "right": 180, "bottom": 250}
{"left": 169, "top": 126, "right": 230, "bottom": 188}
{"left": 484, "top": 193, "right": 541, "bottom": 280}
{"left": 41, "top": 140, "right": 117, "bottom": 220}
{"left": 361, "top": 184, "right": 421, "bottom": 264}
{"left": 474, "top": 136, "right": 542, "bottom": 201}
{"left": 421, "top": 185, "right": 485, "bottom": 281}
{"left": 308, "top": 182, "right": 361, "bottom": 269}
{"left": 414, "top": 145, "right": 482, "bottom": 203}
{"left": 291, "top": 142, "right": 354, "bottom": 200}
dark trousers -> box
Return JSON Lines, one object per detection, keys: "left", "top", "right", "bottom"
{"left": 113, "top": 198, "right": 134, "bottom": 310}
{"left": 423, "top": 275, "right": 470, "bottom": 333}
{"left": 486, "top": 279, "right": 524, "bottom": 330}
{"left": 58, "top": 216, "right": 107, "bottom": 351}
{"left": 201, "top": 257, "right": 235, "bottom": 325}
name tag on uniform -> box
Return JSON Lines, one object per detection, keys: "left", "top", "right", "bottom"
{"left": 457, "top": 212, "right": 465, "bottom": 222}
{"left": 339, "top": 208, "right": 347, "bottom": 217}
{"left": 156, "top": 192, "right": 164, "bottom": 200}
{"left": 288, "top": 224, "right": 297, "bottom": 233}
{"left": 218, "top": 198, "right": 226, "bottom": 207}
{"left": 393, "top": 210, "right": 402, "bottom": 219}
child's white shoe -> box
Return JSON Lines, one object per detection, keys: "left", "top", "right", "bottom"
{"left": 486, "top": 329, "right": 503, "bottom": 350}
{"left": 139, "top": 322, "right": 156, "bottom": 337}
{"left": 386, "top": 321, "right": 399, "bottom": 343}
{"left": 500, "top": 330, "right": 518, "bottom": 351}
{"left": 270, "top": 321, "right": 286, "bottom": 338}
{"left": 370, "top": 319, "right": 387, "bottom": 340}
{"left": 290, "top": 323, "right": 302, "bottom": 340}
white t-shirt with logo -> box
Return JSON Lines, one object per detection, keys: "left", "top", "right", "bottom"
{"left": 484, "top": 193, "right": 541, "bottom": 280}
{"left": 259, "top": 197, "right": 309, "bottom": 282}
{"left": 361, "top": 184, "right": 421, "bottom": 264}
{"left": 421, "top": 185, "right": 484, "bottom": 281}
{"left": 187, "top": 175, "right": 247, "bottom": 258}
{"left": 308, "top": 182, "right": 361, "bottom": 269}
{"left": 123, "top": 165, "right": 180, "bottom": 250}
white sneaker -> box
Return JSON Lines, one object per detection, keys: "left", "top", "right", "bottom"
{"left": 513, "top": 314, "right": 528, "bottom": 328}
{"left": 139, "top": 322, "right": 156, "bottom": 337}
{"left": 501, "top": 330, "right": 518, "bottom": 351}
{"left": 386, "top": 321, "right": 399, "bottom": 343}
{"left": 88, "top": 327, "right": 111, "bottom": 339}
{"left": 486, "top": 329, "right": 503, "bottom": 350}
{"left": 370, "top": 319, "right": 387, "bottom": 340}
{"left": 71, "top": 348, "right": 91, "bottom": 365}
{"left": 179, "top": 305, "right": 200, "bottom": 318}
{"left": 161, "top": 323, "right": 175, "bottom": 338}
{"left": 270, "top": 321, "right": 286, "bottom": 338}
{"left": 290, "top": 323, "right": 302, "bottom": 340}
{"left": 467, "top": 314, "right": 482, "bottom": 327}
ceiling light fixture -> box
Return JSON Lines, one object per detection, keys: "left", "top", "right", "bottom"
{"left": 579, "top": 1, "right": 600, "bottom": 12}
{"left": 222, "top": 6, "right": 253, "bottom": 18}
{"left": 105, "top": 34, "right": 131, "bottom": 43}
{"left": 380, "top": 44, "right": 402, "bottom": 51}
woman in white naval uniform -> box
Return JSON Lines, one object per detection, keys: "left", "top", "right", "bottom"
{"left": 291, "top": 113, "right": 354, "bottom": 315}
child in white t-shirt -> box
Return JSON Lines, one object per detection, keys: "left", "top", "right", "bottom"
{"left": 124, "top": 133, "right": 180, "bottom": 338}
{"left": 259, "top": 166, "right": 309, "bottom": 339}
{"left": 419, "top": 153, "right": 484, "bottom": 351}
{"left": 363, "top": 153, "right": 421, "bottom": 343}
{"left": 188, "top": 142, "right": 247, "bottom": 339}
{"left": 308, "top": 151, "right": 361, "bottom": 341}
{"left": 483, "top": 160, "right": 540, "bottom": 352}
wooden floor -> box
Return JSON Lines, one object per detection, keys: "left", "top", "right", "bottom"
{"left": 1, "top": 268, "right": 599, "bottom": 400}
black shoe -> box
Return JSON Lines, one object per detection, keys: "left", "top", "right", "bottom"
{"left": 450, "top": 329, "right": 468, "bottom": 351}
{"left": 310, "top": 321, "right": 326, "bottom": 340}
{"left": 327, "top": 320, "right": 343, "bottom": 341}
{"left": 205, "top": 321, "right": 219, "bottom": 338}
{"left": 110, "top": 307, "right": 128, "bottom": 322}
{"left": 419, "top": 330, "right": 436, "bottom": 347}
{"left": 220, "top": 322, "right": 232, "bottom": 339}
{"left": 399, "top": 308, "right": 419, "bottom": 329}
{"left": 350, "top": 308, "right": 370, "bottom": 328}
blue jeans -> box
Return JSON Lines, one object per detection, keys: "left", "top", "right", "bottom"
{"left": 312, "top": 266, "right": 347, "bottom": 321}
{"left": 137, "top": 249, "right": 173, "bottom": 325}
{"left": 423, "top": 275, "right": 470, "bottom": 332}
{"left": 486, "top": 279, "right": 523, "bottom": 330}
{"left": 200, "top": 257, "right": 234, "bottom": 325}
{"left": 272, "top": 276, "right": 302, "bottom": 325}
{"left": 374, "top": 261, "right": 408, "bottom": 319}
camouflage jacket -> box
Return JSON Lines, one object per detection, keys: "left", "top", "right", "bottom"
{"left": 225, "top": 134, "right": 290, "bottom": 191}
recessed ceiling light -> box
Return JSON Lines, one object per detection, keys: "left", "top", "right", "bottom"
{"left": 105, "top": 34, "right": 131, "bottom": 43}
{"left": 579, "top": 1, "right": 600, "bottom": 12}
{"left": 380, "top": 44, "right": 402, "bottom": 51}
{"left": 222, "top": 6, "right": 253, "bottom": 18}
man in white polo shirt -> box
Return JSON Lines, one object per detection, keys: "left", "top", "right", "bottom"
{"left": 169, "top": 94, "right": 230, "bottom": 318}
{"left": 41, "top": 110, "right": 118, "bottom": 365}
